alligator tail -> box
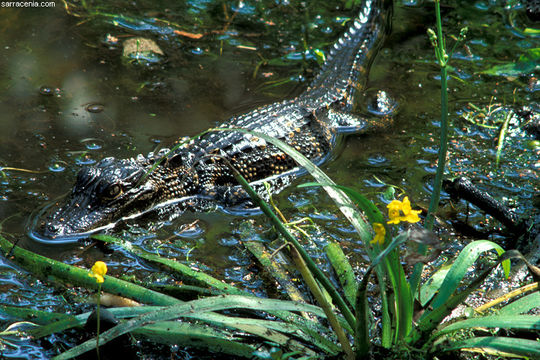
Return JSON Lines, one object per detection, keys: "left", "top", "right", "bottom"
{"left": 303, "top": 0, "right": 393, "bottom": 111}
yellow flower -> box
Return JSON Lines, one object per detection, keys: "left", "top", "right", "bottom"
{"left": 387, "top": 200, "right": 402, "bottom": 224}
{"left": 88, "top": 261, "right": 107, "bottom": 284}
{"left": 370, "top": 223, "right": 386, "bottom": 245}
{"left": 387, "top": 196, "right": 422, "bottom": 225}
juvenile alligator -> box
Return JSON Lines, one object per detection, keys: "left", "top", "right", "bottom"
{"left": 35, "top": 0, "right": 393, "bottom": 242}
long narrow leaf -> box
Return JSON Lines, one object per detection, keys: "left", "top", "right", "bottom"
{"left": 325, "top": 241, "right": 357, "bottom": 306}
{"left": 0, "top": 235, "right": 180, "bottom": 306}
{"left": 0, "top": 305, "right": 74, "bottom": 326}
{"left": 138, "top": 321, "right": 258, "bottom": 358}
{"left": 354, "top": 266, "right": 375, "bottom": 357}
{"left": 289, "top": 246, "right": 354, "bottom": 359}
{"left": 426, "top": 240, "right": 509, "bottom": 311}
{"left": 412, "top": 261, "right": 501, "bottom": 344}
{"left": 437, "top": 336, "right": 540, "bottom": 358}
{"left": 434, "top": 315, "right": 540, "bottom": 337}
{"left": 499, "top": 290, "right": 540, "bottom": 315}
{"left": 92, "top": 234, "right": 246, "bottom": 294}
{"left": 242, "top": 239, "right": 309, "bottom": 304}
{"left": 52, "top": 295, "right": 336, "bottom": 360}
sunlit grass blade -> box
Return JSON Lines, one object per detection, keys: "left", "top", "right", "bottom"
{"left": 495, "top": 109, "right": 512, "bottom": 167}
{"left": 289, "top": 245, "right": 354, "bottom": 359}
{"left": 418, "top": 265, "right": 451, "bottom": 307}
{"left": 436, "top": 336, "right": 540, "bottom": 358}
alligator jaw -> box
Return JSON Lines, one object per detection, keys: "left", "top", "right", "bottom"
{"left": 34, "top": 156, "right": 157, "bottom": 241}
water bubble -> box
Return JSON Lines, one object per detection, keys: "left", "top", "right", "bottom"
{"left": 190, "top": 47, "right": 203, "bottom": 55}
{"left": 39, "top": 86, "right": 54, "bottom": 96}
{"left": 321, "top": 26, "right": 333, "bottom": 34}
{"left": 85, "top": 103, "right": 104, "bottom": 113}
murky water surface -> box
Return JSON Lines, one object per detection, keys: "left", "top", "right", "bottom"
{"left": 0, "top": 0, "right": 537, "bottom": 358}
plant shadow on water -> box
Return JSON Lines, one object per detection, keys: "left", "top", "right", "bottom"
{"left": 0, "top": 0, "right": 538, "bottom": 359}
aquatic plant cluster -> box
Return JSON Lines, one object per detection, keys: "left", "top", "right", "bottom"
{"left": 0, "top": 0, "right": 538, "bottom": 359}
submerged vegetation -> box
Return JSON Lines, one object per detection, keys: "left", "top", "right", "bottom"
{"left": 0, "top": 0, "right": 539, "bottom": 359}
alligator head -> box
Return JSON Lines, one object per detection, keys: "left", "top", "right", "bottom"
{"left": 37, "top": 156, "right": 159, "bottom": 240}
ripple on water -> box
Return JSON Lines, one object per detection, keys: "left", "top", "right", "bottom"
{"left": 48, "top": 160, "right": 66, "bottom": 172}
{"left": 80, "top": 138, "right": 104, "bottom": 151}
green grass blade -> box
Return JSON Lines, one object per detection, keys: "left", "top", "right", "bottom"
{"left": 0, "top": 235, "right": 180, "bottom": 306}
{"left": 499, "top": 291, "right": 540, "bottom": 315}
{"left": 0, "top": 305, "right": 74, "bottom": 326}
{"left": 92, "top": 234, "right": 246, "bottom": 295}
{"left": 289, "top": 246, "right": 354, "bottom": 358}
{"left": 436, "top": 336, "right": 540, "bottom": 358}
{"left": 142, "top": 319, "right": 318, "bottom": 356}
{"left": 243, "top": 240, "right": 309, "bottom": 303}
{"left": 495, "top": 110, "right": 512, "bottom": 167}
{"left": 29, "top": 306, "right": 167, "bottom": 339}
{"left": 354, "top": 266, "right": 375, "bottom": 357}
{"left": 418, "top": 265, "right": 451, "bottom": 307}
{"left": 201, "top": 314, "right": 340, "bottom": 354}
{"left": 136, "top": 321, "right": 259, "bottom": 358}
{"left": 325, "top": 241, "right": 357, "bottom": 307}
{"left": 386, "top": 251, "right": 413, "bottom": 341}
{"left": 52, "top": 295, "right": 336, "bottom": 360}
{"left": 426, "top": 240, "right": 510, "bottom": 311}
{"left": 412, "top": 262, "right": 500, "bottom": 344}
{"left": 434, "top": 315, "right": 540, "bottom": 337}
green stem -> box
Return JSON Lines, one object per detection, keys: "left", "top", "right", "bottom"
{"left": 434, "top": 0, "right": 446, "bottom": 66}
{"left": 96, "top": 283, "right": 101, "bottom": 360}
{"left": 425, "top": 67, "right": 448, "bottom": 231}
{"left": 410, "top": 0, "right": 449, "bottom": 295}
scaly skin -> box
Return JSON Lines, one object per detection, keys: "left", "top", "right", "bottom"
{"left": 36, "top": 0, "right": 393, "bottom": 241}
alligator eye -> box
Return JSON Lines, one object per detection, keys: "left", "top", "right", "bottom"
{"left": 102, "top": 183, "right": 122, "bottom": 200}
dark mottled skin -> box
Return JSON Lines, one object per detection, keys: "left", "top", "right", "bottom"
{"left": 36, "top": 0, "right": 393, "bottom": 241}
